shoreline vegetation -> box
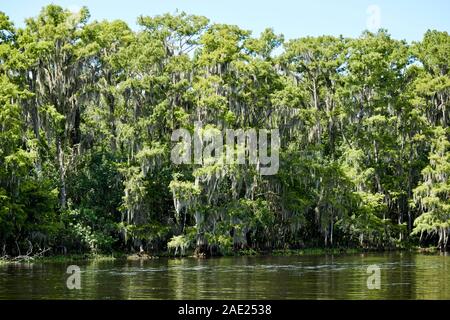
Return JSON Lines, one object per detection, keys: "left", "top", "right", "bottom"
{"left": 0, "top": 247, "right": 443, "bottom": 265}
{"left": 0, "top": 4, "right": 449, "bottom": 262}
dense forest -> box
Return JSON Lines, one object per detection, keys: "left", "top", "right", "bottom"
{"left": 0, "top": 5, "right": 449, "bottom": 258}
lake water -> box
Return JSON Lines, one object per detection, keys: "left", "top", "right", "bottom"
{"left": 0, "top": 253, "right": 449, "bottom": 299}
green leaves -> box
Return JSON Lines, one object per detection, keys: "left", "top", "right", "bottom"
{"left": 1, "top": 4, "right": 449, "bottom": 255}
{"left": 412, "top": 127, "right": 450, "bottom": 247}
{"left": 413, "top": 30, "right": 450, "bottom": 77}
{"left": 199, "top": 24, "right": 250, "bottom": 66}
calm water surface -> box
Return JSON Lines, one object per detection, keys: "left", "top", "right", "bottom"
{"left": 0, "top": 253, "right": 449, "bottom": 299}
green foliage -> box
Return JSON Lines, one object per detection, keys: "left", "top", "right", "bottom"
{"left": 412, "top": 127, "right": 450, "bottom": 250}
{"left": 0, "top": 5, "right": 449, "bottom": 256}
{"left": 167, "top": 234, "right": 191, "bottom": 256}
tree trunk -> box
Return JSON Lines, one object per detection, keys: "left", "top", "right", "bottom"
{"left": 56, "top": 137, "right": 67, "bottom": 209}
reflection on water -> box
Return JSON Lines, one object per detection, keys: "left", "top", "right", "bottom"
{"left": 0, "top": 253, "right": 449, "bottom": 299}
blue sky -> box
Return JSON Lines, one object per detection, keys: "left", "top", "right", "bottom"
{"left": 2, "top": 0, "right": 450, "bottom": 42}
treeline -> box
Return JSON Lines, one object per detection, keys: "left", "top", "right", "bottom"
{"left": 0, "top": 5, "right": 449, "bottom": 257}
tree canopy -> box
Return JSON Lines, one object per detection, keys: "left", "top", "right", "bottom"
{"left": 0, "top": 5, "right": 449, "bottom": 257}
